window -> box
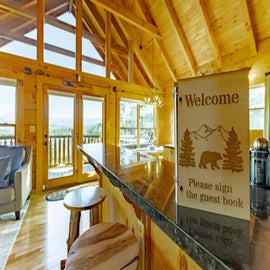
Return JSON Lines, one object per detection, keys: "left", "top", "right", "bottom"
{"left": 249, "top": 84, "right": 265, "bottom": 130}
{"left": 120, "top": 99, "right": 155, "bottom": 147}
{"left": 0, "top": 78, "right": 16, "bottom": 145}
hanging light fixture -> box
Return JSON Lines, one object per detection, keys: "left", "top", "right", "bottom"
{"left": 143, "top": 38, "right": 163, "bottom": 107}
{"left": 144, "top": 88, "right": 163, "bottom": 107}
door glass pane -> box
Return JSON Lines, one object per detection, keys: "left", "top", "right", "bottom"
{"left": 0, "top": 79, "right": 16, "bottom": 145}
{"left": 48, "top": 93, "right": 74, "bottom": 179}
{"left": 82, "top": 97, "right": 103, "bottom": 174}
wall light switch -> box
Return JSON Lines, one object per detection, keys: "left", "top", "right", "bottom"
{"left": 29, "top": 125, "right": 35, "bottom": 133}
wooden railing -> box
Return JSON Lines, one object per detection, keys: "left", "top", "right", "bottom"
{"left": 0, "top": 135, "right": 102, "bottom": 169}
{"left": 0, "top": 134, "right": 147, "bottom": 169}
{"left": 48, "top": 135, "right": 102, "bottom": 168}
{"left": 0, "top": 136, "right": 15, "bottom": 146}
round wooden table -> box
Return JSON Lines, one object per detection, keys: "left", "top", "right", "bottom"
{"left": 63, "top": 185, "right": 106, "bottom": 251}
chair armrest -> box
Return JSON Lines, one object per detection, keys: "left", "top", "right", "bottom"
{"left": 14, "top": 146, "right": 32, "bottom": 210}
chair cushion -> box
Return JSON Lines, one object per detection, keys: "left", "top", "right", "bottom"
{"left": 0, "top": 185, "right": 15, "bottom": 205}
{"left": 0, "top": 156, "right": 11, "bottom": 188}
{"left": 0, "top": 145, "right": 24, "bottom": 184}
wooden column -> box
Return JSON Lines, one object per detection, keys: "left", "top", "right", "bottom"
{"left": 128, "top": 40, "right": 134, "bottom": 83}
{"left": 75, "top": 0, "right": 82, "bottom": 72}
{"left": 105, "top": 11, "right": 111, "bottom": 78}
{"left": 36, "top": 0, "right": 44, "bottom": 62}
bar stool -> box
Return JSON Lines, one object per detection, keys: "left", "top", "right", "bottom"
{"left": 61, "top": 185, "right": 106, "bottom": 269}
{"left": 65, "top": 222, "right": 139, "bottom": 270}
{"left": 63, "top": 185, "right": 106, "bottom": 251}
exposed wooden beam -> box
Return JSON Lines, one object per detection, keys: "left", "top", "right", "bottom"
{"left": 239, "top": 0, "right": 257, "bottom": 56}
{"left": 155, "top": 39, "right": 177, "bottom": 82}
{"left": 136, "top": 0, "right": 177, "bottom": 82}
{"left": 117, "top": 18, "right": 162, "bottom": 89}
{"left": 164, "top": 0, "right": 197, "bottom": 76}
{"left": 198, "top": 0, "right": 222, "bottom": 69}
{"left": 83, "top": 2, "right": 128, "bottom": 81}
{"left": 0, "top": 32, "right": 104, "bottom": 66}
{"left": 0, "top": 2, "right": 128, "bottom": 59}
{"left": 84, "top": 1, "right": 105, "bottom": 36}
{"left": 0, "top": 3, "right": 34, "bottom": 19}
{"left": 69, "top": 0, "right": 74, "bottom": 13}
{"left": 88, "top": 0, "right": 161, "bottom": 39}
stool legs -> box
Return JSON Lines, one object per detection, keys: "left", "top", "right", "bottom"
{"left": 90, "top": 204, "right": 101, "bottom": 226}
{"left": 67, "top": 211, "right": 81, "bottom": 251}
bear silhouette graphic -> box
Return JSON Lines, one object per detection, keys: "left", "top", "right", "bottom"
{"left": 199, "top": 151, "right": 222, "bottom": 170}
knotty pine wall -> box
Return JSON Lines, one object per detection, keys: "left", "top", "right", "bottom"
{"left": 0, "top": 52, "right": 172, "bottom": 191}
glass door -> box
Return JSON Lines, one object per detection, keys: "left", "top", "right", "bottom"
{"left": 44, "top": 90, "right": 77, "bottom": 188}
{"left": 43, "top": 87, "right": 104, "bottom": 190}
{"left": 79, "top": 96, "right": 104, "bottom": 182}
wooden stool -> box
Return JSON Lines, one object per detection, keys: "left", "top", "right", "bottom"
{"left": 63, "top": 185, "right": 106, "bottom": 251}
{"left": 65, "top": 222, "right": 139, "bottom": 270}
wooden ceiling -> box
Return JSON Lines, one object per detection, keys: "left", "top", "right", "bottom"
{"left": 0, "top": 0, "right": 270, "bottom": 93}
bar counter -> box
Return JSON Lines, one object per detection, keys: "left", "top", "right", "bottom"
{"left": 78, "top": 143, "right": 270, "bottom": 270}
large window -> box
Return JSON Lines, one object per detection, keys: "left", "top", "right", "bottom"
{"left": 0, "top": 78, "right": 16, "bottom": 145}
{"left": 249, "top": 84, "right": 265, "bottom": 130}
{"left": 120, "top": 99, "right": 155, "bottom": 147}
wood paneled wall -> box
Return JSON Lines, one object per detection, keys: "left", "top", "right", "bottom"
{"left": 0, "top": 52, "right": 172, "bottom": 191}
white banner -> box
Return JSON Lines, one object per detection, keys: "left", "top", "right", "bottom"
{"left": 175, "top": 69, "right": 250, "bottom": 220}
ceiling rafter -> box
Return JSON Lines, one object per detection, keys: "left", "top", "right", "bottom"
{"left": 83, "top": 2, "right": 124, "bottom": 80}
{"left": 0, "top": 3, "right": 34, "bottom": 20}
{"left": 239, "top": 0, "right": 257, "bottom": 56}
{"left": 121, "top": 19, "right": 163, "bottom": 90}
{"left": 136, "top": 0, "right": 177, "bottom": 82}
{"left": 84, "top": 1, "right": 105, "bottom": 37}
{"left": 197, "top": 0, "right": 222, "bottom": 69}
{"left": 88, "top": 0, "right": 161, "bottom": 39}
{"left": 164, "top": 0, "right": 197, "bottom": 76}
{"left": 0, "top": 31, "right": 104, "bottom": 66}
{"left": 83, "top": 3, "right": 120, "bottom": 55}
{"left": 111, "top": 14, "right": 149, "bottom": 85}
{"left": 0, "top": 1, "right": 128, "bottom": 62}
{"left": 85, "top": 1, "right": 151, "bottom": 85}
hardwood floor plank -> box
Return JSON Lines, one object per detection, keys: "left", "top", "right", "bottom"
{"left": 5, "top": 191, "right": 89, "bottom": 270}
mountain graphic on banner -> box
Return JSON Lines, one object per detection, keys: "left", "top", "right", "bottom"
{"left": 190, "top": 124, "right": 229, "bottom": 142}
{"left": 179, "top": 125, "right": 243, "bottom": 173}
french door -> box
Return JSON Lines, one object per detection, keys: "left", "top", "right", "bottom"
{"left": 43, "top": 87, "right": 103, "bottom": 190}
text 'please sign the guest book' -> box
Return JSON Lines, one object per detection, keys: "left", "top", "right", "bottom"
{"left": 174, "top": 69, "right": 250, "bottom": 220}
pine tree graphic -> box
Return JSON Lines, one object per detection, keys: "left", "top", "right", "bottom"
{"left": 179, "top": 128, "right": 196, "bottom": 168}
{"left": 222, "top": 127, "right": 243, "bottom": 173}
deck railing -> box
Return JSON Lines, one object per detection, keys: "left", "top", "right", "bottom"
{"left": 0, "top": 136, "right": 15, "bottom": 146}
{"left": 0, "top": 135, "right": 102, "bottom": 168}
{"left": 48, "top": 135, "right": 102, "bottom": 168}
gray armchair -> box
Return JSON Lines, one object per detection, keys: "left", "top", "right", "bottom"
{"left": 0, "top": 145, "right": 32, "bottom": 219}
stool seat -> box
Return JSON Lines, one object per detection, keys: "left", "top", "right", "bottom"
{"left": 63, "top": 185, "right": 106, "bottom": 212}
{"left": 63, "top": 185, "right": 106, "bottom": 251}
{"left": 66, "top": 222, "right": 139, "bottom": 270}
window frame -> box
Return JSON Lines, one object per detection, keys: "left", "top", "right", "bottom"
{"left": 249, "top": 83, "right": 265, "bottom": 130}
{"left": 118, "top": 97, "right": 156, "bottom": 148}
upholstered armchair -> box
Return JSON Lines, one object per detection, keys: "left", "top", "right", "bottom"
{"left": 0, "top": 145, "right": 32, "bottom": 220}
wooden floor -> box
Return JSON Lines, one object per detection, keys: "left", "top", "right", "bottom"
{"left": 5, "top": 191, "right": 89, "bottom": 270}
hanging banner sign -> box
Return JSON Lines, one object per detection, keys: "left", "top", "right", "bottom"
{"left": 175, "top": 69, "right": 250, "bottom": 220}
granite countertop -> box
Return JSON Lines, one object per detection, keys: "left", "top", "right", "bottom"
{"left": 78, "top": 143, "right": 270, "bottom": 270}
